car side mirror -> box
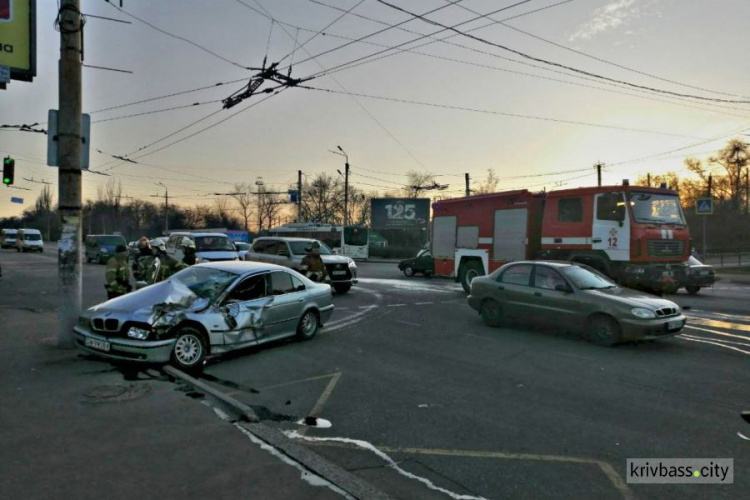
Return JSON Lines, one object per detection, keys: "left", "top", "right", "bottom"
{"left": 554, "top": 284, "right": 572, "bottom": 293}
{"left": 225, "top": 302, "right": 240, "bottom": 318}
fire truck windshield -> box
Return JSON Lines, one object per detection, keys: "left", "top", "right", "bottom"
{"left": 628, "top": 192, "right": 686, "bottom": 225}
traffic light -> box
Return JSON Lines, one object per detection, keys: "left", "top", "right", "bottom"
{"left": 3, "top": 157, "right": 15, "bottom": 186}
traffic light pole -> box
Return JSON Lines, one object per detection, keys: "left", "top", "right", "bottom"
{"left": 57, "top": 0, "right": 83, "bottom": 348}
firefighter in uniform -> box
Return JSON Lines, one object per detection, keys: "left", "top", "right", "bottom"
{"left": 181, "top": 241, "right": 197, "bottom": 266}
{"left": 300, "top": 241, "right": 329, "bottom": 283}
{"left": 153, "top": 241, "right": 182, "bottom": 282}
{"left": 105, "top": 245, "right": 132, "bottom": 299}
{"left": 133, "top": 237, "right": 155, "bottom": 281}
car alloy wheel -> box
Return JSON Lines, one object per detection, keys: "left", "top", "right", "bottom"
{"left": 297, "top": 311, "right": 318, "bottom": 340}
{"left": 403, "top": 266, "right": 414, "bottom": 277}
{"left": 171, "top": 328, "right": 207, "bottom": 370}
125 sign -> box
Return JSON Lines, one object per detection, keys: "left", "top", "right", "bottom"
{"left": 384, "top": 202, "right": 416, "bottom": 220}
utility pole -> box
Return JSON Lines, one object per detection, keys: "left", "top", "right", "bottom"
{"left": 746, "top": 169, "right": 749, "bottom": 215}
{"left": 465, "top": 173, "right": 470, "bottom": 197}
{"left": 704, "top": 174, "right": 712, "bottom": 257}
{"left": 57, "top": 0, "right": 83, "bottom": 348}
{"left": 297, "top": 170, "right": 302, "bottom": 222}
{"left": 646, "top": 173, "right": 651, "bottom": 187}
{"left": 337, "top": 146, "right": 350, "bottom": 226}
{"left": 156, "top": 182, "right": 168, "bottom": 234}
{"left": 595, "top": 162, "right": 603, "bottom": 187}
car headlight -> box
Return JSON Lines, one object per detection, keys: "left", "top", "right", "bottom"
{"left": 631, "top": 308, "right": 656, "bottom": 319}
{"left": 127, "top": 326, "right": 151, "bottom": 340}
{"left": 100, "top": 247, "right": 109, "bottom": 253}
{"left": 348, "top": 259, "right": 356, "bottom": 268}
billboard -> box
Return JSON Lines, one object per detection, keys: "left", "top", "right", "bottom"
{"left": 0, "top": 0, "right": 36, "bottom": 81}
{"left": 371, "top": 198, "right": 430, "bottom": 229}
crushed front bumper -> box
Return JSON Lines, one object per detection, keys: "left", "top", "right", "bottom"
{"left": 74, "top": 326, "right": 175, "bottom": 363}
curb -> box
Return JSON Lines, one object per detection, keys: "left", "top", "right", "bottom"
{"left": 164, "top": 365, "right": 391, "bottom": 500}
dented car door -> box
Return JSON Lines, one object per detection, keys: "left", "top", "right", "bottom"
{"left": 220, "top": 273, "right": 271, "bottom": 347}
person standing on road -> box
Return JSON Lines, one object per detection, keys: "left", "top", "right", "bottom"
{"left": 153, "top": 241, "right": 181, "bottom": 282}
{"left": 105, "top": 245, "right": 132, "bottom": 299}
{"left": 181, "top": 240, "right": 197, "bottom": 267}
{"left": 133, "top": 237, "right": 154, "bottom": 281}
{"left": 300, "top": 241, "right": 329, "bottom": 283}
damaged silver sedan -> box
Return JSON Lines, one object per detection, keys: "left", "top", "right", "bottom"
{"left": 74, "top": 262, "right": 334, "bottom": 370}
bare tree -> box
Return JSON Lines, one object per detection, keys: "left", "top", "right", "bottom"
{"left": 475, "top": 168, "right": 499, "bottom": 194}
{"left": 299, "top": 173, "right": 344, "bottom": 224}
{"left": 258, "top": 184, "right": 285, "bottom": 231}
{"left": 230, "top": 183, "right": 255, "bottom": 233}
{"left": 707, "top": 139, "right": 748, "bottom": 210}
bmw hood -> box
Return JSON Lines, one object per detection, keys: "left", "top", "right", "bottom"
{"left": 88, "top": 279, "right": 205, "bottom": 316}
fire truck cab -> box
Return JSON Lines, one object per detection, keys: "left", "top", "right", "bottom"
{"left": 431, "top": 185, "right": 690, "bottom": 293}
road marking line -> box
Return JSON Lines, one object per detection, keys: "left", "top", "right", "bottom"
{"left": 298, "top": 372, "right": 342, "bottom": 437}
{"left": 285, "top": 433, "right": 489, "bottom": 500}
{"left": 327, "top": 306, "right": 377, "bottom": 327}
{"left": 415, "top": 302, "right": 434, "bottom": 305}
{"left": 397, "top": 320, "right": 421, "bottom": 327}
{"left": 386, "top": 303, "right": 407, "bottom": 307}
{"left": 684, "top": 325, "right": 750, "bottom": 341}
{"left": 257, "top": 373, "right": 340, "bottom": 391}
{"left": 678, "top": 336, "right": 750, "bottom": 355}
{"left": 295, "top": 440, "right": 632, "bottom": 500}
{"left": 681, "top": 334, "right": 750, "bottom": 348}
{"left": 686, "top": 316, "right": 750, "bottom": 333}
{"left": 689, "top": 311, "right": 750, "bottom": 322}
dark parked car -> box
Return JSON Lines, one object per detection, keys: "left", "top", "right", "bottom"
{"left": 682, "top": 256, "right": 716, "bottom": 294}
{"left": 398, "top": 248, "right": 434, "bottom": 277}
{"left": 467, "top": 261, "right": 686, "bottom": 346}
{"left": 85, "top": 234, "right": 128, "bottom": 264}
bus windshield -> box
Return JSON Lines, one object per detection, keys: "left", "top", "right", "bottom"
{"left": 344, "top": 227, "right": 368, "bottom": 246}
{"left": 628, "top": 192, "right": 686, "bottom": 225}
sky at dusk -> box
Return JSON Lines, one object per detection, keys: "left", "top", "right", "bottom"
{"left": 2, "top": 0, "right": 749, "bottom": 218}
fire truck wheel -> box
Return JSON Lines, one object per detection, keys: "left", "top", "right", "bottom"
{"left": 480, "top": 299, "right": 503, "bottom": 327}
{"left": 403, "top": 266, "right": 415, "bottom": 277}
{"left": 586, "top": 315, "right": 621, "bottom": 346}
{"left": 460, "top": 261, "right": 484, "bottom": 293}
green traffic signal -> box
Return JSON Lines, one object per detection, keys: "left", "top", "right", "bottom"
{"left": 3, "top": 157, "right": 15, "bottom": 185}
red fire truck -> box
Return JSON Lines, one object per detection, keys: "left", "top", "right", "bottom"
{"left": 431, "top": 185, "right": 691, "bottom": 292}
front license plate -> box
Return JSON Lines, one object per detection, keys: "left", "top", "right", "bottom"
{"left": 667, "top": 320, "right": 683, "bottom": 331}
{"left": 331, "top": 270, "right": 347, "bottom": 276}
{"left": 85, "top": 337, "right": 111, "bottom": 352}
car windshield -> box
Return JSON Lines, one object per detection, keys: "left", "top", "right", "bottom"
{"left": 416, "top": 249, "right": 429, "bottom": 258}
{"left": 561, "top": 265, "right": 618, "bottom": 290}
{"left": 96, "top": 236, "right": 126, "bottom": 245}
{"left": 628, "top": 192, "right": 686, "bottom": 225}
{"left": 24, "top": 234, "right": 42, "bottom": 241}
{"left": 289, "top": 240, "right": 333, "bottom": 256}
{"left": 194, "top": 236, "right": 236, "bottom": 251}
{"left": 171, "top": 267, "right": 238, "bottom": 302}
{"left": 688, "top": 256, "right": 703, "bottom": 266}
{"left": 234, "top": 242, "right": 250, "bottom": 250}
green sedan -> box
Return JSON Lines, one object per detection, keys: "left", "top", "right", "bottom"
{"left": 467, "top": 261, "right": 686, "bottom": 346}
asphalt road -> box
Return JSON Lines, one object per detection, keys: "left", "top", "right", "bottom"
{"left": 1, "top": 248, "right": 748, "bottom": 499}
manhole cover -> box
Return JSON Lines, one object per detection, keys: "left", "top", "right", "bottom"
{"left": 84, "top": 384, "right": 152, "bottom": 403}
